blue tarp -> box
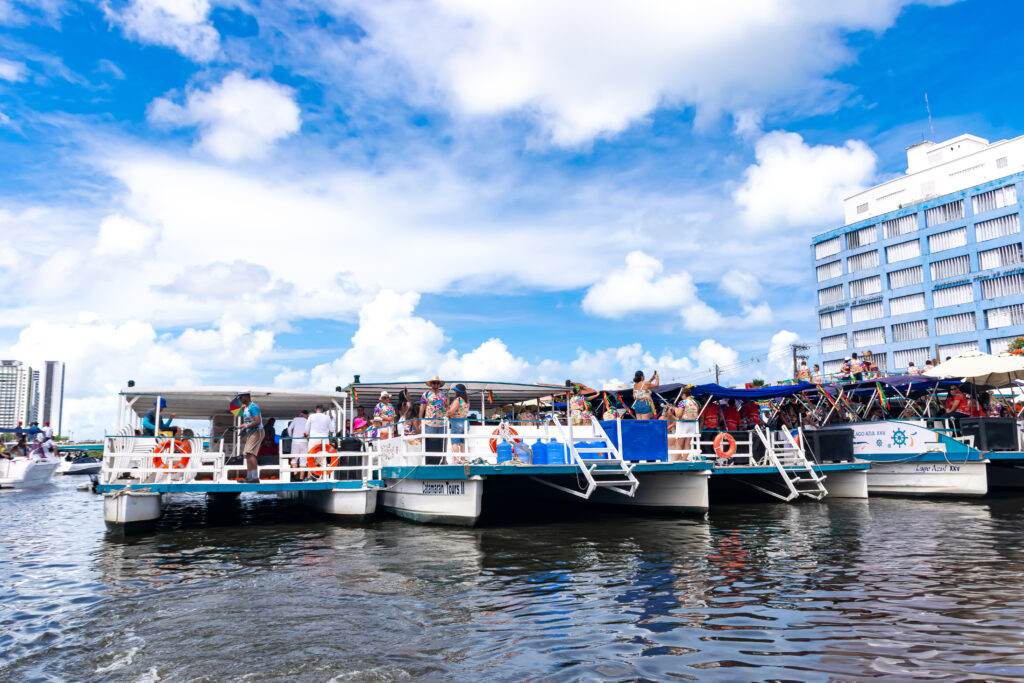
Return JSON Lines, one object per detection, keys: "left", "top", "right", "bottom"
{"left": 675, "top": 383, "right": 815, "bottom": 400}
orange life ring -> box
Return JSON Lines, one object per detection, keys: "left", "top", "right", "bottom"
{"left": 713, "top": 432, "right": 737, "bottom": 459}
{"left": 306, "top": 443, "right": 340, "bottom": 477}
{"left": 153, "top": 439, "right": 191, "bottom": 469}
{"left": 489, "top": 426, "right": 521, "bottom": 453}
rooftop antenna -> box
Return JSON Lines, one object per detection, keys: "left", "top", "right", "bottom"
{"left": 924, "top": 92, "right": 935, "bottom": 140}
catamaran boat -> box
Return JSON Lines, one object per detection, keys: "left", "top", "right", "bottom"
{"left": 98, "top": 386, "right": 381, "bottom": 530}
{"left": 0, "top": 453, "right": 60, "bottom": 488}
{"left": 810, "top": 376, "right": 988, "bottom": 497}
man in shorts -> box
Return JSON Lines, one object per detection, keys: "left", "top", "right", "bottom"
{"left": 237, "top": 391, "right": 264, "bottom": 483}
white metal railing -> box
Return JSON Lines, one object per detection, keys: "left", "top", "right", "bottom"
{"left": 101, "top": 434, "right": 380, "bottom": 485}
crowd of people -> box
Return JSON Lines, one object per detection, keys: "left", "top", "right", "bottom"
{"left": 0, "top": 421, "right": 57, "bottom": 460}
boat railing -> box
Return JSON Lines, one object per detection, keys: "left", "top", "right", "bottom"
{"left": 102, "top": 434, "right": 381, "bottom": 485}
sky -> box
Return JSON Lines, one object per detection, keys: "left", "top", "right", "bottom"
{"left": 2, "top": 0, "right": 1023, "bottom": 437}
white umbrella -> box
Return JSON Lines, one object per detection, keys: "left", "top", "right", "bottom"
{"left": 924, "top": 349, "right": 1024, "bottom": 387}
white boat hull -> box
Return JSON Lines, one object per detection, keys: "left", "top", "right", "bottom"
{"left": 380, "top": 477, "right": 483, "bottom": 526}
{"left": 59, "top": 460, "right": 102, "bottom": 475}
{"left": 590, "top": 470, "right": 709, "bottom": 513}
{"left": 104, "top": 491, "right": 164, "bottom": 526}
{"left": 302, "top": 488, "right": 377, "bottom": 517}
{"left": 867, "top": 461, "right": 988, "bottom": 497}
{"left": 821, "top": 468, "right": 869, "bottom": 499}
{"left": 0, "top": 457, "right": 59, "bottom": 489}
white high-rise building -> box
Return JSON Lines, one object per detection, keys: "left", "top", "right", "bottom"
{"left": 39, "top": 361, "right": 65, "bottom": 435}
{"left": 0, "top": 360, "right": 35, "bottom": 428}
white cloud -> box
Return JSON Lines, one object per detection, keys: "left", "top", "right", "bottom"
{"left": 149, "top": 72, "right": 301, "bottom": 161}
{"left": 94, "top": 214, "right": 158, "bottom": 255}
{"left": 767, "top": 329, "right": 802, "bottom": 379}
{"left": 0, "top": 57, "right": 26, "bottom": 81}
{"left": 719, "top": 269, "right": 761, "bottom": 301}
{"left": 439, "top": 338, "right": 529, "bottom": 381}
{"left": 582, "top": 250, "right": 697, "bottom": 318}
{"left": 733, "top": 130, "right": 877, "bottom": 228}
{"left": 346, "top": 0, "right": 945, "bottom": 144}
{"left": 105, "top": 0, "right": 219, "bottom": 62}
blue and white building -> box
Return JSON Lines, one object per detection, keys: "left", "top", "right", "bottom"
{"left": 811, "top": 133, "right": 1024, "bottom": 376}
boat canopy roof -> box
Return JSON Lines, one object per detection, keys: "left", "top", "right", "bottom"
{"left": 342, "top": 380, "right": 564, "bottom": 408}
{"left": 120, "top": 386, "right": 349, "bottom": 420}
{"left": 654, "top": 382, "right": 816, "bottom": 400}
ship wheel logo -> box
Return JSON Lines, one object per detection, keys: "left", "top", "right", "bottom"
{"left": 891, "top": 428, "right": 909, "bottom": 447}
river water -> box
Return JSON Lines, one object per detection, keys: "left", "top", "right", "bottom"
{"left": 2, "top": 478, "right": 1023, "bottom": 682}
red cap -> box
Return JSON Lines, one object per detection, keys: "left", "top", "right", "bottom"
{"left": 45, "top": 421, "right": 50, "bottom": 426}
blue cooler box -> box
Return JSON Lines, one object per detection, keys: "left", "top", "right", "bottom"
{"left": 600, "top": 420, "right": 668, "bottom": 462}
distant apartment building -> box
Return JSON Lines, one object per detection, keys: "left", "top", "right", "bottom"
{"left": 39, "top": 361, "right": 65, "bottom": 435}
{"left": 0, "top": 359, "right": 66, "bottom": 432}
{"left": 811, "top": 133, "right": 1024, "bottom": 376}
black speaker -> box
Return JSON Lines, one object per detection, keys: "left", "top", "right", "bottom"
{"left": 960, "top": 417, "right": 1018, "bottom": 451}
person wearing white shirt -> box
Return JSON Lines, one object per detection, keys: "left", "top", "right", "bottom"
{"left": 304, "top": 405, "right": 333, "bottom": 450}
{"left": 287, "top": 410, "right": 309, "bottom": 455}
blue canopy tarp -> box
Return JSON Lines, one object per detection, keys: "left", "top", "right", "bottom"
{"left": 655, "top": 382, "right": 816, "bottom": 400}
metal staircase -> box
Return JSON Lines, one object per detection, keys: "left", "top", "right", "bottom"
{"left": 529, "top": 416, "right": 639, "bottom": 499}
{"left": 751, "top": 426, "right": 828, "bottom": 501}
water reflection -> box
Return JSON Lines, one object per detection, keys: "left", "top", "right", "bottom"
{"left": 2, "top": 480, "right": 1024, "bottom": 681}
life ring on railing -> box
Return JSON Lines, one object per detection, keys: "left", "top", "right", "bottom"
{"left": 306, "top": 443, "right": 339, "bottom": 477}
{"left": 152, "top": 439, "right": 191, "bottom": 469}
{"left": 489, "top": 426, "right": 521, "bottom": 453}
{"left": 713, "top": 432, "right": 737, "bottom": 459}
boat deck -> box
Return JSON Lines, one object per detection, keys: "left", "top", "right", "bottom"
{"left": 381, "top": 461, "right": 712, "bottom": 479}
{"left": 710, "top": 461, "right": 870, "bottom": 476}
{"left": 97, "top": 480, "right": 384, "bottom": 494}
{"left": 983, "top": 451, "right": 1024, "bottom": 461}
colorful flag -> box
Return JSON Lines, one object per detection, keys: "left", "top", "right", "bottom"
{"left": 352, "top": 387, "right": 360, "bottom": 405}
{"left": 487, "top": 390, "right": 495, "bottom": 404}
{"left": 875, "top": 383, "right": 890, "bottom": 411}
{"left": 229, "top": 398, "right": 243, "bottom": 417}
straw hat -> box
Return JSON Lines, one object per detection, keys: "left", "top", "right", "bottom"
{"left": 426, "top": 375, "right": 444, "bottom": 387}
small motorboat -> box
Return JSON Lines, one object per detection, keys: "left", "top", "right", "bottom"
{"left": 0, "top": 455, "right": 60, "bottom": 489}
{"left": 58, "top": 453, "right": 103, "bottom": 475}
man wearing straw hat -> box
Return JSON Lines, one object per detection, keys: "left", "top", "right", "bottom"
{"left": 419, "top": 376, "right": 448, "bottom": 457}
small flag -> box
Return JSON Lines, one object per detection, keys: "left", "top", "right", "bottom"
{"left": 229, "top": 398, "right": 243, "bottom": 417}
{"left": 352, "top": 387, "right": 360, "bottom": 405}
{"left": 876, "top": 383, "right": 889, "bottom": 411}
{"left": 487, "top": 390, "right": 495, "bottom": 404}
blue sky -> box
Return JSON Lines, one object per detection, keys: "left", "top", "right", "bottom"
{"left": 1, "top": 0, "right": 1022, "bottom": 435}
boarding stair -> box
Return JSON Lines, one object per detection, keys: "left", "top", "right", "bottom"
{"left": 529, "top": 416, "right": 639, "bottom": 499}
{"left": 750, "top": 426, "right": 828, "bottom": 502}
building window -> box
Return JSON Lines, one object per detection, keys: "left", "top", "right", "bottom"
{"left": 885, "top": 240, "right": 920, "bottom": 263}
{"left": 930, "top": 254, "right": 970, "bottom": 281}
{"left": 818, "top": 284, "right": 844, "bottom": 306}
{"left": 935, "top": 312, "right": 977, "bottom": 336}
{"left": 883, "top": 214, "right": 917, "bottom": 239}
{"left": 892, "top": 320, "right": 929, "bottom": 342}
{"left": 823, "top": 359, "right": 844, "bottom": 375}
{"left": 894, "top": 347, "right": 930, "bottom": 370}
{"left": 849, "top": 275, "right": 881, "bottom": 298}
{"left": 869, "top": 353, "right": 888, "bottom": 370}
{"left": 949, "top": 163, "right": 985, "bottom": 179}
{"left": 925, "top": 200, "right": 964, "bottom": 227}
{"left": 846, "top": 226, "right": 877, "bottom": 249}
{"left": 851, "top": 301, "right": 883, "bottom": 322}
{"left": 976, "top": 213, "right": 1021, "bottom": 242}
{"left": 973, "top": 185, "right": 1017, "bottom": 214}
{"left": 978, "top": 243, "right": 1024, "bottom": 271}
{"left": 996, "top": 156, "right": 1009, "bottom": 170}
{"left": 927, "top": 150, "right": 943, "bottom": 165}
{"left": 932, "top": 283, "right": 974, "bottom": 308}
{"left": 857, "top": 203, "right": 869, "bottom": 214}
{"left": 888, "top": 265, "right": 923, "bottom": 289}
{"left": 814, "top": 237, "right": 841, "bottom": 260}
{"left": 889, "top": 292, "right": 926, "bottom": 315}
{"left": 928, "top": 227, "right": 967, "bottom": 254}
{"left": 853, "top": 327, "right": 885, "bottom": 347}
{"left": 822, "top": 334, "right": 847, "bottom": 353}
{"left": 984, "top": 303, "right": 1024, "bottom": 329}
{"left": 816, "top": 260, "right": 842, "bottom": 282}
{"left": 990, "top": 335, "right": 1018, "bottom": 354}
{"left": 819, "top": 309, "right": 847, "bottom": 330}
{"left": 938, "top": 341, "right": 978, "bottom": 358}
{"left": 847, "top": 250, "right": 880, "bottom": 273}
{"left": 981, "top": 273, "right": 1024, "bottom": 300}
